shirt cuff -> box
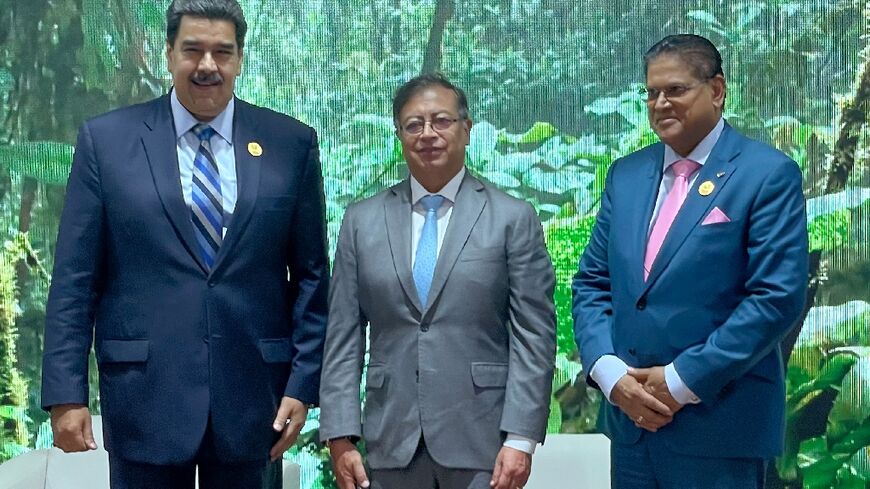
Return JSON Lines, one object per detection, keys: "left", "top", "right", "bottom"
{"left": 503, "top": 434, "right": 537, "bottom": 455}
{"left": 665, "top": 363, "right": 701, "bottom": 405}
{"left": 589, "top": 355, "right": 629, "bottom": 404}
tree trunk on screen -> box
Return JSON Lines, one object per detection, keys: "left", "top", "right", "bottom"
{"left": 421, "top": 0, "right": 454, "bottom": 74}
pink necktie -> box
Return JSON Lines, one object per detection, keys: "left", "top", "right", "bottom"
{"left": 643, "top": 159, "right": 701, "bottom": 280}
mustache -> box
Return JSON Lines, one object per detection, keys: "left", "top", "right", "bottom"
{"left": 191, "top": 72, "right": 223, "bottom": 85}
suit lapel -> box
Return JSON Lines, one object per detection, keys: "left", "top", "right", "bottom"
{"left": 627, "top": 145, "right": 665, "bottom": 292}
{"left": 141, "top": 96, "right": 208, "bottom": 274}
{"left": 643, "top": 125, "right": 740, "bottom": 290}
{"left": 212, "top": 99, "right": 261, "bottom": 274}
{"left": 424, "top": 172, "right": 486, "bottom": 314}
{"left": 384, "top": 180, "right": 422, "bottom": 314}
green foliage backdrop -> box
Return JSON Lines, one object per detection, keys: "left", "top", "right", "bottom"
{"left": 0, "top": 1, "right": 869, "bottom": 488}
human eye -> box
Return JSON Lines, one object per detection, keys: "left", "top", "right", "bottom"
{"left": 665, "top": 85, "right": 689, "bottom": 98}
{"left": 432, "top": 116, "right": 454, "bottom": 130}
{"left": 404, "top": 120, "right": 424, "bottom": 134}
{"left": 643, "top": 87, "right": 660, "bottom": 101}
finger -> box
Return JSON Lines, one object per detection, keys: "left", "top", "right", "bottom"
{"left": 270, "top": 418, "right": 304, "bottom": 461}
{"left": 351, "top": 458, "right": 370, "bottom": 488}
{"left": 272, "top": 402, "right": 292, "bottom": 432}
{"left": 83, "top": 414, "right": 97, "bottom": 450}
{"left": 628, "top": 367, "right": 649, "bottom": 381}
{"left": 639, "top": 390, "right": 672, "bottom": 416}
{"left": 338, "top": 473, "right": 356, "bottom": 489}
{"left": 492, "top": 459, "right": 515, "bottom": 489}
{"left": 490, "top": 454, "right": 503, "bottom": 487}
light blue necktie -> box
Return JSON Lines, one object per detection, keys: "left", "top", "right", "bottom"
{"left": 413, "top": 195, "right": 445, "bottom": 306}
{"left": 190, "top": 124, "right": 223, "bottom": 269}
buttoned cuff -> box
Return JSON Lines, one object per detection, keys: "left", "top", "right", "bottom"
{"left": 503, "top": 434, "right": 537, "bottom": 454}
{"left": 665, "top": 363, "right": 701, "bottom": 405}
{"left": 589, "top": 355, "right": 629, "bottom": 404}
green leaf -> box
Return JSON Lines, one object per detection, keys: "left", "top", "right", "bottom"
{"left": 798, "top": 436, "right": 842, "bottom": 488}
{"left": 788, "top": 352, "right": 856, "bottom": 410}
{"left": 806, "top": 188, "right": 870, "bottom": 221}
{"left": 479, "top": 171, "right": 521, "bottom": 189}
{"left": 0, "top": 142, "right": 74, "bottom": 184}
{"left": 686, "top": 10, "right": 722, "bottom": 26}
{"left": 796, "top": 301, "right": 870, "bottom": 350}
{"left": 467, "top": 122, "right": 498, "bottom": 166}
{"left": 500, "top": 121, "right": 557, "bottom": 144}
{"left": 490, "top": 152, "right": 539, "bottom": 175}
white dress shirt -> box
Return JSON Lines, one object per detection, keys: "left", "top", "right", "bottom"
{"left": 170, "top": 89, "right": 238, "bottom": 237}
{"left": 590, "top": 117, "right": 725, "bottom": 406}
{"left": 409, "top": 167, "right": 538, "bottom": 455}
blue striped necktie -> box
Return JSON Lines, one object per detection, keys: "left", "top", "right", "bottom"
{"left": 190, "top": 124, "right": 222, "bottom": 269}
{"left": 413, "top": 194, "right": 445, "bottom": 306}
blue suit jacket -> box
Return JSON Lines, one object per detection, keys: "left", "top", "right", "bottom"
{"left": 572, "top": 123, "right": 808, "bottom": 458}
{"left": 41, "top": 95, "right": 330, "bottom": 464}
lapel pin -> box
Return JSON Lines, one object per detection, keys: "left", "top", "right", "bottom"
{"left": 248, "top": 142, "right": 263, "bottom": 157}
{"left": 698, "top": 180, "right": 715, "bottom": 196}
{"left": 716, "top": 171, "right": 725, "bottom": 178}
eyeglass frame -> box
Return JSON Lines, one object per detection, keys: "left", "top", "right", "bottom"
{"left": 639, "top": 74, "right": 717, "bottom": 104}
{"left": 398, "top": 116, "right": 465, "bottom": 136}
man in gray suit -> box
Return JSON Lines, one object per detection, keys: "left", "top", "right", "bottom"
{"left": 319, "top": 73, "right": 557, "bottom": 489}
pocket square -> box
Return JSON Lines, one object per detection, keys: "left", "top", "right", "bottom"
{"left": 702, "top": 206, "right": 731, "bottom": 225}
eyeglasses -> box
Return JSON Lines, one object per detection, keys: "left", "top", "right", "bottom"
{"left": 400, "top": 116, "right": 463, "bottom": 135}
{"left": 639, "top": 77, "right": 713, "bottom": 103}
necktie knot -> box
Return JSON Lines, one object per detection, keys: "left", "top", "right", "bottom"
{"left": 192, "top": 124, "right": 216, "bottom": 143}
{"left": 419, "top": 195, "right": 445, "bottom": 213}
{"left": 671, "top": 159, "right": 700, "bottom": 179}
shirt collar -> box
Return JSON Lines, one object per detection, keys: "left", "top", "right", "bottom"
{"left": 410, "top": 166, "right": 466, "bottom": 206}
{"left": 662, "top": 117, "right": 724, "bottom": 171}
{"left": 170, "top": 88, "right": 235, "bottom": 145}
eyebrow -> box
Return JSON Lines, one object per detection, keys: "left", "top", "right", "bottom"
{"left": 180, "top": 40, "right": 237, "bottom": 50}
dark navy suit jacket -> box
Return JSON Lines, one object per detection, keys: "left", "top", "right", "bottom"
{"left": 573, "top": 123, "right": 808, "bottom": 458}
{"left": 41, "top": 95, "right": 330, "bottom": 464}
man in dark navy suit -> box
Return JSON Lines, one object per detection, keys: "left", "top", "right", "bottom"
{"left": 573, "top": 34, "right": 808, "bottom": 488}
{"left": 41, "top": 1, "right": 329, "bottom": 487}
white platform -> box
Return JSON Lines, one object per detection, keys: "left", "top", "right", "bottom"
{"left": 0, "top": 416, "right": 300, "bottom": 489}
{"left": 527, "top": 433, "right": 611, "bottom": 489}
{"left": 0, "top": 418, "right": 610, "bottom": 489}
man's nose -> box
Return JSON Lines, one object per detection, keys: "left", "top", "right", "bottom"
{"left": 420, "top": 121, "right": 437, "bottom": 137}
{"left": 653, "top": 92, "right": 672, "bottom": 109}
{"left": 198, "top": 52, "right": 218, "bottom": 72}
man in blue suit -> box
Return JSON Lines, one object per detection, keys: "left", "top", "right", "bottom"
{"left": 573, "top": 34, "right": 808, "bottom": 488}
{"left": 40, "top": 1, "right": 329, "bottom": 487}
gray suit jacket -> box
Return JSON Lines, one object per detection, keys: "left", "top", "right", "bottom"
{"left": 319, "top": 171, "right": 556, "bottom": 471}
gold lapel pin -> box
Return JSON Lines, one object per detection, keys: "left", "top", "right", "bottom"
{"left": 698, "top": 181, "right": 715, "bottom": 196}
{"left": 248, "top": 142, "right": 263, "bottom": 157}
{"left": 716, "top": 171, "right": 725, "bottom": 178}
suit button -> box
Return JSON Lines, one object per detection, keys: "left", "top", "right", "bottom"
{"left": 207, "top": 281, "right": 215, "bottom": 288}
{"left": 420, "top": 323, "right": 429, "bottom": 332}
{"left": 636, "top": 298, "right": 646, "bottom": 310}
{"left": 202, "top": 336, "right": 209, "bottom": 344}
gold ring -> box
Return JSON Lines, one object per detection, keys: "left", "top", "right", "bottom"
{"left": 636, "top": 415, "right": 644, "bottom": 424}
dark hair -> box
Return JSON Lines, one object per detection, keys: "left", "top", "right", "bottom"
{"left": 166, "top": 0, "right": 248, "bottom": 50}
{"left": 643, "top": 34, "right": 724, "bottom": 81}
{"left": 392, "top": 73, "right": 470, "bottom": 126}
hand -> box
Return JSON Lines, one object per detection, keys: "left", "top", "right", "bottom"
{"left": 269, "top": 396, "right": 309, "bottom": 461}
{"left": 630, "top": 366, "right": 684, "bottom": 415}
{"left": 610, "top": 374, "right": 672, "bottom": 432}
{"left": 50, "top": 404, "right": 97, "bottom": 452}
{"left": 328, "top": 438, "right": 369, "bottom": 489}
{"left": 490, "top": 446, "right": 531, "bottom": 489}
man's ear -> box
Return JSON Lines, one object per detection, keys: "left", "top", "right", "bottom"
{"left": 710, "top": 74, "right": 726, "bottom": 110}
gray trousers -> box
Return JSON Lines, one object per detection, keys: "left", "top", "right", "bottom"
{"left": 371, "top": 439, "right": 492, "bottom": 489}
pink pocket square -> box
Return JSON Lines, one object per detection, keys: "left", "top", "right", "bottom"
{"left": 702, "top": 206, "right": 731, "bottom": 225}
